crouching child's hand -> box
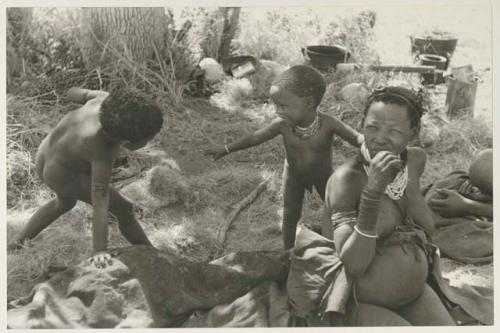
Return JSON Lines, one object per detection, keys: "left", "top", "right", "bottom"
{"left": 204, "top": 145, "right": 229, "bottom": 161}
{"left": 88, "top": 251, "right": 113, "bottom": 269}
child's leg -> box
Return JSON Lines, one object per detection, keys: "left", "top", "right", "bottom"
{"left": 313, "top": 172, "right": 331, "bottom": 201}
{"left": 282, "top": 169, "right": 305, "bottom": 250}
{"left": 8, "top": 195, "right": 76, "bottom": 249}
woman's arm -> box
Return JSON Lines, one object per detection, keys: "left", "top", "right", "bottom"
{"left": 326, "top": 166, "right": 377, "bottom": 278}
{"left": 328, "top": 151, "right": 403, "bottom": 277}
{"left": 407, "top": 148, "right": 436, "bottom": 234}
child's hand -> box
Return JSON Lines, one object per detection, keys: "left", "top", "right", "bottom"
{"left": 204, "top": 146, "right": 228, "bottom": 161}
{"left": 88, "top": 251, "right": 113, "bottom": 269}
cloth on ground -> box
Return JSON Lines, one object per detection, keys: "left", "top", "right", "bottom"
{"left": 423, "top": 170, "right": 493, "bottom": 264}
{"left": 7, "top": 246, "right": 289, "bottom": 328}
{"left": 287, "top": 227, "right": 493, "bottom": 326}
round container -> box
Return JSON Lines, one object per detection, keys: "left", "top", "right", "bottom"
{"left": 410, "top": 35, "right": 458, "bottom": 70}
{"left": 419, "top": 53, "right": 447, "bottom": 85}
{"left": 301, "top": 45, "right": 351, "bottom": 72}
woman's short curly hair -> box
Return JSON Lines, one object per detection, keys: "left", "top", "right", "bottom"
{"left": 99, "top": 89, "right": 164, "bottom": 143}
{"left": 364, "top": 86, "right": 426, "bottom": 129}
{"left": 272, "top": 65, "right": 326, "bottom": 106}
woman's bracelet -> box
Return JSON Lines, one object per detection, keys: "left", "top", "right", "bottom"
{"left": 354, "top": 225, "right": 379, "bottom": 239}
{"left": 224, "top": 145, "right": 230, "bottom": 154}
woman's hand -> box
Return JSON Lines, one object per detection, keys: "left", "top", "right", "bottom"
{"left": 88, "top": 251, "right": 113, "bottom": 269}
{"left": 365, "top": 151, "right": 403, "bottom": 192}
{"left": 429, "top": 188, "right": 471, "bottom": 217}
{"left": 204, "top": 146, "right": 228, "bottom": 161}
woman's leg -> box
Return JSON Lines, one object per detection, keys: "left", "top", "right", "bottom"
{"left": 347, "top": 302, "right": 411, "bottom": 326}
{"left": 397, "top": 283, "right": 455, "bottom": 326}
{"left": 282, "top": 168, "right": 305, "bottom": 250}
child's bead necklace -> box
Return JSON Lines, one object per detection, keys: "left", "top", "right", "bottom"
{"left": 291, "top": 112, "right": 320, "bottom": 139}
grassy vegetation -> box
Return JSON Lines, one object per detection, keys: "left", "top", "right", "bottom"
{"left": 6, "top": 7, "right": 492, "bottom": 301}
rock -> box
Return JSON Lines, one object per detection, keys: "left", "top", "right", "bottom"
{"left": 199, "top": 58, "right": 225, "bottom": 84}
{"left": 339, "top": 82, "right": 369, "bottom": 103}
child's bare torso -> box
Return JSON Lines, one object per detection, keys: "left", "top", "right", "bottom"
{"left": 280, "top": 116, "right": 333, "bottom": 177}
{"left": 38, "top": 100, "right": 115, "bottom": 176}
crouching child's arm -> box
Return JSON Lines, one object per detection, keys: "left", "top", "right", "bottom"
{"left": 205, "top": 117, "right": 284, "bottom": 160}
{"left": 326, "top": 115, "right": 363, "bottom": 147}
{"left": 66, "top": 87, "right": 110, "bottom": 104}
{"left": 88, "top": 154, "right": 115, "bottom": 268}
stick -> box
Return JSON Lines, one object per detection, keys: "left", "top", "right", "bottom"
{"left": 217, "top": 174, "right": 273, "bottom": 245}
{"left": 368, "top": 65, "right": 443, "bottom": 74}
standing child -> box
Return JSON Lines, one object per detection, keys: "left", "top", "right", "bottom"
{"left": 205, "top": 65, "right": 363, "bottom": 249}
{"left": 8, "top": 87, "right": 163, "bottom": 268}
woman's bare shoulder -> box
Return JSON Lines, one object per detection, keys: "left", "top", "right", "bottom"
{"left": 325, "top": 158, "right": 365, "bottom": 210}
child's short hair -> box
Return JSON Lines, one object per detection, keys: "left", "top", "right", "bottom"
{"left": 272, "top": 65, "right": 326, "bottom": 106}
{"left": 99, "top": 90, "right": 164, "bottom": 143}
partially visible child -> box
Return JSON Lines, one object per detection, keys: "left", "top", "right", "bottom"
{"left": 8, "top": 87, "right": 164, "bottom": 268}
{"left": 205, "top": 65, "right": 363, "bottom": 249}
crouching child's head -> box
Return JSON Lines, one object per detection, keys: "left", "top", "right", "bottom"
{"left": 270, "top": 65, "right": 326, "bottom": 125}
{"left": 99, "top": 89, "right": 164, "bottom": 150}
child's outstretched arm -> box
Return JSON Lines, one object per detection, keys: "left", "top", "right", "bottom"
{"left": 89, "top": 154, "right": 114, "bottom": 268}
{"left": 66, "top": 87, "right": 109, "bottom": 104}
{"left": 205, "top": 117, "right": 284, "bottom": 160}
{"left": 326, "top": 115, "right": 363, "bottom": 147}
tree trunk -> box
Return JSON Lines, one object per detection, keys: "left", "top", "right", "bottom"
{"left": 218, "top": 7, "right": 240, "bottom": 62}
{"left": 80, "top": 7, "right": 170, "bottom": 68}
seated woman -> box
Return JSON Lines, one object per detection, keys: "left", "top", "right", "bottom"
{"left": 322, "top": 86, "right": 454, "bottom": 326}
{"left": 287, "top": 86, "right": 468, "bottom": 326}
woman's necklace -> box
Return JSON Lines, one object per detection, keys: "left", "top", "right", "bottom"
{"left": 360, "top": 142, "right": 408, "bottom": 200}
{"left": 291, "top": 112, "right": 320, "bottom": 139}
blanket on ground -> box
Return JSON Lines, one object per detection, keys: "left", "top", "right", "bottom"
{"left": 7, "top": 246, "right": 289, "bottom": 328}
{"left": 423, "top": 170, "right": 493, "bottom": 264}
{"left": 287, "top": 227, "right": 493, "bottom": 326}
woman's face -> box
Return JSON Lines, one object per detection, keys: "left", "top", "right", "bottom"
{"left": 363, "top": 101, "right": 417, "bottom": 158}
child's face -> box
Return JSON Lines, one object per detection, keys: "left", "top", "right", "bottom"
{"left": 269, "top": 85, "right": 314, "bottom": 124}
